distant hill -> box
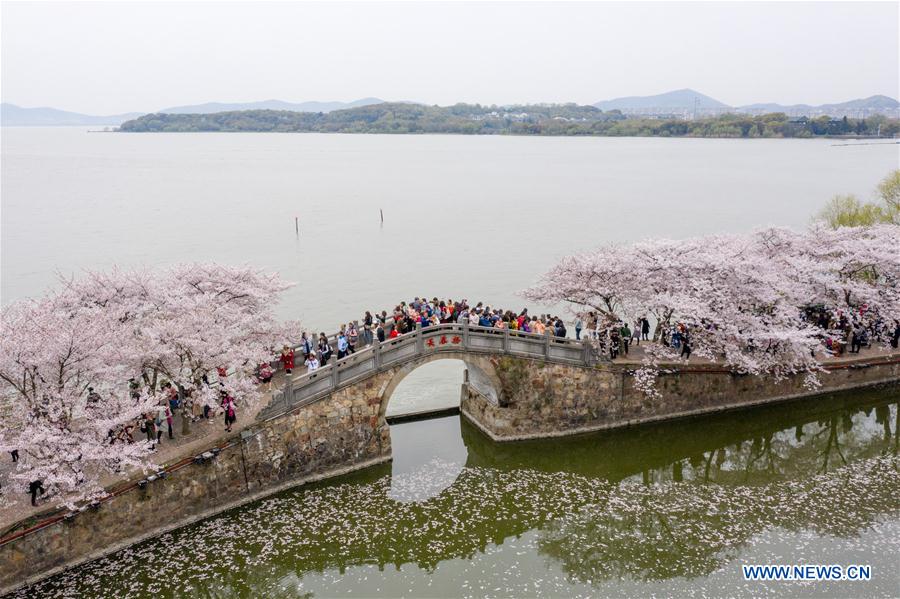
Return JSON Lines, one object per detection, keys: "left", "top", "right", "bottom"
{"left": 738, "top": 95, "right": 900, "bottom": 116}
{"left": 594, "top": 90, "right": 899, "bottom": 118}
{"left": 0, "top": 103, "right": 142, "bottom": 126}
{"left": 594, "top": 89, "right": 730, "bottom": 112}
{"left": 158, "top": 97, "right": 385, "bottom": 114}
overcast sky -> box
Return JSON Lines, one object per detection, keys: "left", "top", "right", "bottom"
{"left": 2, "top": 1, "right": 898, "bottom": 114}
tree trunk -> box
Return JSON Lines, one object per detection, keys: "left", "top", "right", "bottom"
{"left": 181, "top": 407, "right": 191, "bottom": 436}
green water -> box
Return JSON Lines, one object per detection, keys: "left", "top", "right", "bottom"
{"left": 14, "top": 387, "right": 900, "bottom": 598}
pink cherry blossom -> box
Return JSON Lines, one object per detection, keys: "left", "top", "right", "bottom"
{"left": 1, "top": 264, "right": 300, "bottom": 506}
{"left": 524, "top": 224, "right": 900, "bottom": 391}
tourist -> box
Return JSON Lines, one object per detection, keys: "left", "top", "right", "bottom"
{"left": 389, "top": 326, "right": 400, "bottom": 339}
{"left": 222, "top": 392, "right": 237, "bottom": 433}
{"left": 850, "top": 324, "right": 862, "bottom": 353}
{"left": 891, "top": 320, "right": 900, "bottom": 349}
{"left": 347, "top": 323, "right": 358, "bottom": 353}
{"left": 10, "top": 449, "right": 18, "bottom": 463}
{"left": 28, "top": 480, "right": 45, "bottom": 507}
{"left": 318, "top": 334, "right": 333, "bottom": 365}
{"left": 300, "top": 332, "right": 313, "bottom": 357}
{"left": 161, "top": 382, "right": 179, "bottom": 412}
{"left": 155, "top": 402, "right": 168, "bottom": 443}
{"left": 376, "top": 323, "right": 385, "bottom": 343}
{"left": 141, "top": 413, "right": 156, "bottom": 447}
{"left": 555, "top": 318, "right": 567, "bottom": 338}
{"left": 337, "top": 332, "right": 349, "bottom": 359}
{"left": 681, "top": 328, "right": 692, "bottom": 359}
{"left": 280, "top": 345, "right": 295, "bottom": 374}
{"left": 164, "top": 401, "right": 174, "bottom": 439}
{"left": 609, "top": 327, "right": 620, "bottom": 359}
{"left": 304, "top": 352, "right": 320, "bottom": 373}
{"left": 574, "top": 317, "right": 583, "bottom": 340}
{"left": 257, "top": 363, "right": 274, "bottom": 388}
{"left": 621, "top": 322, "right": 631, "bottom": 355}
{"left": 630, "top": 319, "right": 641, "bottom": 346}
{"left": 363, "top": 311, "right": 374, "bottom": 345}
{"left": 87, "top": 387, "right": 101, "bottom": 404}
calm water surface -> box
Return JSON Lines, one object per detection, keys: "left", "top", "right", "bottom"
{"left": 14, "top": 387, "right": 900, "bottom": 598}
{"left": 2, "top": 128, "right": 898, "bottom": 413}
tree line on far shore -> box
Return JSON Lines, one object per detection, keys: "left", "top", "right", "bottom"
{"left": 118, "top": 102, "right": 900, "bottom": 138}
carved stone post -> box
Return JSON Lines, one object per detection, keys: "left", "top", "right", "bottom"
{"left": 373, "top": 337, "right": 382, "bottom": 369}
{"left": 544, "top": 329, "right": 552, "bottom": 359}
{"left": 462, "top": 320, "right": 470, "bottom": 348}
{"left": 284, "top": 374, "right": 294, "bottom": 407}
{"left": 415, "top": 322, "right": 424, "bottom": 353}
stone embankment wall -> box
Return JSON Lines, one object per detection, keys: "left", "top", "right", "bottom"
{"left": 0, "top": 374, "right": 393, "bottom": 595}
{"left": 461, "top": 354, "right": 900, "bottom": 440}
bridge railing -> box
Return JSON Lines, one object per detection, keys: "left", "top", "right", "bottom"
{"left": 258, "top": 322, "right": 599, "bottom": 421}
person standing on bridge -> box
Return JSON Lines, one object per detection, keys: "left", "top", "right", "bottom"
{"left": 304, "top": 352, "right": 320, "bottom": 373}
{"left": 300, "top": 332, "right": 313, "bottom": 357}
{"left": 363, "top": 312, "right": 374, "bottom": 345}
{"left": 337, "top": 332, "right": 349, "bottom": 359}
{"left": 318, "top": 333, "right": 333, "bottom": 365}
{"left": 280, "top": 345, "right": 295, "bottom": 374}
{"left": 347, "top": 323, "right": 359, "bottom": 353}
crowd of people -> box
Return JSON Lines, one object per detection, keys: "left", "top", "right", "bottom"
{"left": 806, "top": 307, "right": 900, "bottom": 355}
{"left": 94, "top": 375, "right": 242, "bottom": 459}
{"left": 278, "top": 297, "right": 575, "bottom": 376}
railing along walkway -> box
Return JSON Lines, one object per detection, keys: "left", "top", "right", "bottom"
{"left": 258, "top": 322, "right": 597, "bottom": 421}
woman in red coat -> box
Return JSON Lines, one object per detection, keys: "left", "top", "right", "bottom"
{"left": 280, "top": 345, "right": 295, "bottom": 374}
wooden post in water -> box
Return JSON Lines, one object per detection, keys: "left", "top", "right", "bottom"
{"left": 380, "top": 209, "right": 384, "bottom": 225}
{"left": 295, "top": 217, "right": 299, "bottom": 236}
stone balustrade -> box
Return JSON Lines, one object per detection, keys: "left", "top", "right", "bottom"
{"left": 258, "top": 322, "right": 597, "bottom": 421}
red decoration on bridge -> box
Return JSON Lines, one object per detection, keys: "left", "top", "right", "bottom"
{"left": 451, "top": 336, "right": 462, "bottom": 344}
{"left": 439, "top": 335, "right": 448, "bottom": 345}
{"left": 426, "top": 338, "right": 435, "bottom": 348}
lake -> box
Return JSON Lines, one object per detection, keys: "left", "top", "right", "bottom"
{"left": 2, "top": 128, "right": 898, "bottom": 414}
{"left": 2, "top": 129, "right": 899, "bottom": 598}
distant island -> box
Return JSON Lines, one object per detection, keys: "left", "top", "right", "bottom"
{"left": 118, "top": 102, "right": 899, "bottom": 138}
{"left": 5, "top": 90, "right": 899, "bottom": 127}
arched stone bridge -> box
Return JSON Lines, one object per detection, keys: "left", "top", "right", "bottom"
{"left": 257, "top": 322, "right": 599, "bottom": 422}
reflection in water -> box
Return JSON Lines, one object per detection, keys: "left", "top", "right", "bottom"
{"left": 389, "top": 417, "right": 466, "bottom": 502}
{"left": 16, "top": 388, "right": 900, "bottom": 598}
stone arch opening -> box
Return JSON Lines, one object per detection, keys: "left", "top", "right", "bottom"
{"left": 376, "top": 353, "right": 501, "bottom": 420}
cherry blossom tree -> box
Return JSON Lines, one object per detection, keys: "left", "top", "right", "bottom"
{"left": 0, "top": 292, "right": 155, "bottom": 506}
{"left": 0, "top": 263, "right": 300, "bottom": 507}
{"left": 523, "top": 224, "right": 900, "bottom": 394}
